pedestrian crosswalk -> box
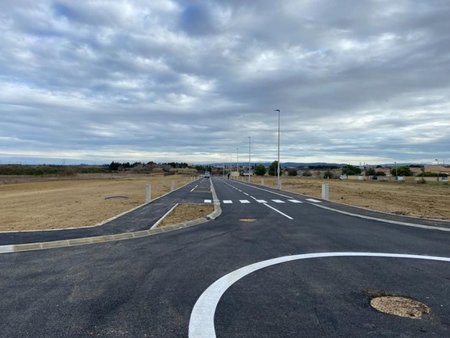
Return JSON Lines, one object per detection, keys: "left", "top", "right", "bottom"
{"left": 204, "top": 198, "right": 321, "bottom": 204}
{"left": 213, "top": 198, "right": 306, "bottom": 205}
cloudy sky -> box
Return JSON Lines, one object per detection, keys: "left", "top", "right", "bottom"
{"left": 1, "top": 0, "right": 449, "bottom": 165}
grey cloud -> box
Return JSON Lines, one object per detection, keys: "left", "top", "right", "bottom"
{"left": 0, "top": 0, "right": 449, "bottom": 164}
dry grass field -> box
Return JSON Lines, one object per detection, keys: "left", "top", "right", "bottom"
{"left": 0, "top": 174, "right": 193, "bottom": 231}
{"left": 158, "top": 203, "right": 215, "bottom": 228}
{"left": 247, "top": 176, "right": 450, "bottom": 220}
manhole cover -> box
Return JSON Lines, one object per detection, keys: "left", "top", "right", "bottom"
{"left": 240, "top": 218, "right": 256, "bottom": 222}
{"left": 370, "top": 296, "right": 430, "bottom": 319}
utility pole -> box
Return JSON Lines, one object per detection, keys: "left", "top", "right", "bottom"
{"left": 236, "top": 147, "right": 239, "bottom": 178}
{"left": 274, "top": 109, "right": 281, "bottom": 189}
{"left": 248, "top": 136, "right": 251, "bottom": 182}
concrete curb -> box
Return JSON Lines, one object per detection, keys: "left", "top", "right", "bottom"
{"left": 151, "top": 178, "right": 222, "bottom": 230}
{"left": 206, "top": 177, "right": 222, "bottom": 220}
{"left": 0, "top": 214, "right": 211, "bottom": 254}
{"left": 0, "top": 177, "right": 200, "bottom": 233}
{"left": 0, "top": 177, "right": 217, "bottom": 254}
{"left": 232, "top": 178, "right": 450, "bottom": 224}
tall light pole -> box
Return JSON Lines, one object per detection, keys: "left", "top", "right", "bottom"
{"left": 274, "top": 109, "right": 281, "bottom": 189}
{"left": 248, "top": 136, "right": 251, "bottom": 182}
{"left": 236, "top": 147, "right": 239, "bottom": 178}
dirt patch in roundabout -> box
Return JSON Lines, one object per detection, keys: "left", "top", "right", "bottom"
{"left": 157, "top": 203, "right": 214, "bottom": 227}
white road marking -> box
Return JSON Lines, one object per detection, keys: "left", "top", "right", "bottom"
{"left": 190, "top": 185, "right": 198, "bottom": 192}
{"left": 256, "top": 199, "right": 267, "bottom": 203}
{"left": 0, "top": 245, "right": 14, "bottom": 254}
{"left": 150, "top": 203, "right": 179, "bottom": 229}
{"left": 263, "top": 203, "right": 293, "bottom": 219}
{"left": 189, "top": 252, "right": 450, "bottom": 338}
{"left": 311, "top": 203, "right": 450, "bottom": 232}
{"left": 204, "top": 199, "right": 212, "bottom": 203}
{"left": 288, "top": 199, "right": 303, "bottom": 203}
{"left": 223, "top": 200, "right": 233, "bottom": 204}
{"left": 239, "top": 200, "right": 250, "bottom": 204}
{"left": 271, "top": 199, "right": 285, "bottom": 203}
{"left": 243, "top": 192, "right": 249, "bottom": 196}
{"left": 306, "top": 198, "right": 321, "bottom": 203}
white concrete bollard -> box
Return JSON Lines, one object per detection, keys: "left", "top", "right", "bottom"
{"left": 321, "top": 183, "right": 329, "bottom": 201}
{"left": 171, "top": 181, "right": 175, "bottom": 191}
{"left": 145, "top": 184, "right": 152, "bottom": 203}
{"left": 261, "top": 178, "right": 264, "bottom": 186}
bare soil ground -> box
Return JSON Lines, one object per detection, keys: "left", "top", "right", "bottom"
{"left": 158, "top": 203, "right": 214, "bottom": 227}
{"left": 247, "top": 176, "right": 450, "bottom": 220}
{"left": 0, "top": 174, "right": 193, "bottom": 231}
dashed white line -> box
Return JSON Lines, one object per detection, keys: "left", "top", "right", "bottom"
{"left": 190, "top": 184, "right": 199, "bottom": 192}
{"left": 223, "top": 200, "right": 233, "bottom": 204}
{"left": 263, "top": 203, "right": 293, "bottom": 219}
{"left": 204, "top": 199, "right": 212, "bottom": 204}
{"left": 239, "top": 200, "right": 250, "bottom": 204}
{"left": 243, "top": 192, "right": 249, "bottom": 196}
{"left": 288, "top": 199, "right": 303, "bottom": 203}
{"left": 271, "top": 199, "right": 285, "bottom": 203}
{"left": 189, "top": 252, "right": 450, "bottom": 338}
{"left": 306, "top": 198, "right": 321, "bottom": 203}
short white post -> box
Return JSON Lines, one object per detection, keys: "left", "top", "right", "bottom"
{"left": 171, "top": 181, "right": 175, "bottom": 191}
{"left": 321, "top": 183, "right": 329, "bottom": 201}
{"left": 145, "top": 184, "right": 152, "bottom": 203}
{"left": 261, "top": 178, "right": 264, "bottom": 186}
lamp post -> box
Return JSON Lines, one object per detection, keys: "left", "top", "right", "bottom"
{"left": 274, "top": 109, "right": 281, "bottom": 189}
{"left": 236, "top": 147, "right": 239, "bottom": 178}
{"left": 248, "top": 136, "right": 251, "bottom": 182}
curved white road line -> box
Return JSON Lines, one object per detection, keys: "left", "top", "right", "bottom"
{"left": 189, "top": 252, "right": 450, "bottom": 338}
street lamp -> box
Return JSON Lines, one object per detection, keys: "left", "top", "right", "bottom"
{"left": 274, "top": 109, "right": 281, "bottom": 189}
{"left": 248, "top": 136, "right": 251, "bottom": 182}
{"left": 236, "top": 147, "right": 239, "bottom": 178}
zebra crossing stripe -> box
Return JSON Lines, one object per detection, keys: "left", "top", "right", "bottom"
{"left": 288, "top": 199, "right": 303, "bottom": 203}
{"left": 239, "top": 200, "right": 250, "bottom": 204}
{"left": 272, "top": 199, "right": 285, "bottom": 203}
{"left": 255, "top": 199, "right": 267, "bottom": 203}
{"left": 204, "top": 199, "right": 212, "bottom": 203}
{"left": 223, "top": 200, "right": 233, "bottom": 204}
{"left": 306, "top": 198, "right": 321, "bottom": 203}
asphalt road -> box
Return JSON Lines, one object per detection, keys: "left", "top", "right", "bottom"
{"left": 1, "top": 176, "right": 450, "bottom": 337}
{"left": 0, "top": 177, "right": 211, "bottom": 245}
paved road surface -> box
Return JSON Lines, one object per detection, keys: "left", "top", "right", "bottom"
{"left": 1, "top": 177, "right": 449, "bottom": 337}
{"left": 0, "top": 178, "right": 211, "bottom": 245}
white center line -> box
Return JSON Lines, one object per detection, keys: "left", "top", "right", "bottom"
{"left": 239, "top": 200, "right": 250, "bottom": 204}
{"left": 263, "top": 203, "right": 293, "bottom": 219}
{"left": 243, "top": 192, "right": 249, "bottom": 196}
{"left": 190, "top": 185, "right": 199, "bottom": 192}
{"left": 288, "top": 199, "right": 303, "bottom": 203}
{"left": 223, "top": 200, "right": 233, "bottom": 204}
{"left": 271, "top": 199, "right": 285, "bottom": 203}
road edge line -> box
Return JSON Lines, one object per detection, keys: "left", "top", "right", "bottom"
{"left": 310, "top": 203, "right": 450, "bottom": 232}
